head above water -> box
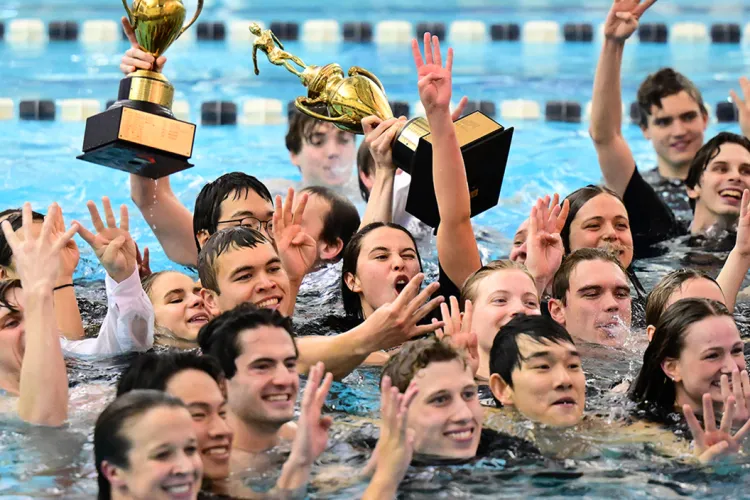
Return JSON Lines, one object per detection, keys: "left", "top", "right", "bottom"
{"left": 198, "top": 227, "right": 290, "bottom": 315}
{"left": 630, "top": 298, "right": 742, "bottom": 416}
{"left": 637, "top": 68, "right": 709, "bottom": 173}
{"left": 0, "top": 209, "right": 45, "bottom": 277}
{"left": 298, "top": 185, "right": 360, "bottom": 263}
{"left": 142, "top": 271, "right": 210, "bottom": 345}
{"left": 645, "top": 269, "right": 724, "bottom": 334}
{"left": 0, "top": 279, "right": 24, "bottom": 379}
{"left": 489, "top": 314, "right": 585, "bottom": 427}
{"left": 341, "top": 222, "right": 422, "bottom": 320}
{"left": 95, "top": 389, "right": 202, "bottom": 500}
{"left": 381, "top": 337, "right": 482, "bottom": 460}
{"left": 286, "top": 110, "right": 357, "bottom": 188}
{"left": 193, "top": 172, "right": 274, "bottom": 252}
{"left": 560, "top": 185, "right": 633, "bottom": 269}
{"left": 509, "top": 219, "right": 529, "bottom": 264}
{"left": 549, "top": 248, "right": 632, "bottom": 347}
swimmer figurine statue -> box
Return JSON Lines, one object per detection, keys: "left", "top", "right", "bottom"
{"left": 250, "top": 25, "right": 514, "bottom": 228}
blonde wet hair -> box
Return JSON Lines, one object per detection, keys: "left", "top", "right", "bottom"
{"left": 460, "top": 259, "right": 537, "bottom": 304}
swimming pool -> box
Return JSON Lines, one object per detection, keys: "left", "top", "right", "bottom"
{"left": 2, "top": 0, "right": 750, "bottom": 497}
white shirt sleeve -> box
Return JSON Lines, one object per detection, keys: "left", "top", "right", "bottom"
{"left": 60, "top": 267, "right": 154, "bottom": 357}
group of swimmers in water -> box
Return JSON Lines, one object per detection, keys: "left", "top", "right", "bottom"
{"left": 4, "top": 0, "right": 750, "bottom": 497}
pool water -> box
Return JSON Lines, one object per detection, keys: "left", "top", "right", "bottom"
{"left": 3, "top": 0, "right": 750, "bottom": 497}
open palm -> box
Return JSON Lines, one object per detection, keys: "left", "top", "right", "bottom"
{"left": 412, "top": 32, "right": 453, "bottom": 114}
{"left": 273, "top": 188, "right": 317, "bottom": 282}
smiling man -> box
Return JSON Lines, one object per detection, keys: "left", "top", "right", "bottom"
{"left": 548, "top": 248, "right": 632, "bottom": 347}
{"left": 489, "top": 314, "right": 585, "bottom": 427}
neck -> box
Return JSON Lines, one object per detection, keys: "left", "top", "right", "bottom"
{"left": 228, "top": 410, "right": 283, "bottom": 453}
{"left": 656, "top": 156, "right": 689, "bottom": 181}
{"left": 0, "top": 366, "right": 20, "bottom": 396}
{"left": 360, "top": 300, "right": 375, "bottom": 320}
{"left": 155, "top": 333, "right": 198, "bottom": 350}
{"left": 674, "top": 386, "right": 705, "bottom": 415}
{"left": 690, "top": 205, "right": 736, "bottom": 235}
{"left": 477, "top": 350, "right": 490, "bottom": 381}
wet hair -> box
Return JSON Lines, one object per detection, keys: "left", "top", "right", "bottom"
{"left": 489, "top": 314, "right": 575, "bottom": 389}
{"left": 381, "top": 337, "right": 466, "bottom": 393}
{"left": 340, "top": 222, "right": 422, "bottom": 319}
{"left": 0, "top": 209, "right": 45, "bottom": 269}
{"left": 0, "top": 279, "right": 21, "bottom": 312}
{"left": 140, "top": 271, "right": 171, "bottom": 301}
{"left": 630, "top": 298, "right": 731, "bottom": 411}
{"left": 198, "top": 303, "right": 297, "bottom": 379}
{"left": 551, "top": 248, "right": 629, "bottom": 305}
{"left": 356, "top": 140, "right": 376, "bottom": 201}
{"left": 645, "top": 269, "right": 722, "bottom": 327}
{"left": 560, "top": 185, "right": 626, "bottom": 255}
{"left": 636, "top": 68, "right": 707, "bottom": 129}
{"left": 192, "top": 172, "right": 272, "bottom": 253}
{"left": 684, "top": 132, "right": 750, "bottom": 211}
{"left": 299, "top": 186, "right": 361, "bottom": 261}
{"left": 460, "top": 259, "right": 537, "bottom": 304}
{"left": 116, "top": 352, "right": 224, "bottom": 397}
{"left": 94, "top": 390, "right": 187, "bottom": 500}
{"left": 285, "top": 110, "right": 326, "bottom": 155}
{"left": 198, "top": 227, "right": 272, "bottom": 294}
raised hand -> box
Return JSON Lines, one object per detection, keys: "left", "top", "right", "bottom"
{"left": 120, "top": 16, "right": 167, "bottom": 75}
{"left": 75, "top": 197, "right": 138, "bottom": 283}
{"left": 273, "top": 188, "right": 317, "bottom": 283}
{"left": 411, "top": 32, "right": 454, "bottom": 116}
{"left": 288, "top": 361, "right": 334, "bottom": 466}
{"left": 451, "top": 96, "right": 469, "bottom": 121}
{"left": 362, "top": 116, "right": 406, "bottom": 172}
{"left": 50, "top": 205, "right": 80, "bottom": 286}
{"left": 434, "top": 297, "right": 479, "bottom": 376}
{"left": 524, "top": 194, "right": 568, "bottom": 294}
{"left": 135, "top": 243, "right": 152, "bottom": 280}
{"left": 684, "top": 394, "right": 750, "bottom": 463}
{"left": 603, "top": 0, "right": 658, "bottom": 43}
{"left": 367, "top": 273, "right": 445, "bottom": 350}
{"left": 720, "top": 368, "right": 750, "bottom": 424}
{"left": 731, "top": 80, "right": 750, "bottom": 148}
{"left": 1, "top": 203, "right": 78, "bottom": 291}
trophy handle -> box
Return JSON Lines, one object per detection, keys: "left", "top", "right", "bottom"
{"left": 295, "top": 96, "right": 358, "bottom": 127}
{"left": 122, "top": 0, "right": 135, "bottom": 28}
{"left": 177, "top": 0, "right": 204, "bottom": 39}
{"left": 348, "top": 67, "right": 385, "bottom": 93}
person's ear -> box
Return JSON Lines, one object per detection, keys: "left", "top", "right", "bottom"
{"left": 344, "top": 272, "right": 362, "bottom": 293}
{"left": 101, "top": 460, "right": 127, "bottom": 491}
{"left": 489, "top": 373, "right": 515, "bottom": 406}
{"left": 686, "top": 183, "right": 702, "bottom": 202}
{"left": 646, "top": 324, "right": 656, "bottom": 342}
{"left": 661, "top": 358, "right": 682, "bottom": 383}
{"left": 548, "top": 298, "right": 566, "bottom": 326}
{"left": 196, "top": 230, "right": 211, "bottom": 249}
{"left": 318, "top": 238, "right": 344, "bottom": 262}
{"left": 201, "top": 288, "right": 221, "bottom": 317}
{"left": 289, "top": 149, "right": 301, "bottom": 169}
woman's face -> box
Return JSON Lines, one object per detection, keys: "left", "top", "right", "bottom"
{"left": 568, "top": 194, "right": 634, "bottom": 268}
{"left": 104, "top": 406, "right": 203, "bottom": 500}
{"left": 149, "top": 273, "right": 210, "bottom": 341}
{"left": 0, "top": 287, "right": 25, "bottom": 377}
{"left": 345, "top": 227, "right": 421, "bottom": 317}
{"left": 471, "top": 269, "right": 541, "bottom": 355}
{"left": 669, "top": 315, "right": 745, "bottom": 410}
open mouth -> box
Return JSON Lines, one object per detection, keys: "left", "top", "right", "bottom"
{"left": 443, "top": 427, "right": 475, "bottom": 442}
{"left": 202, "top": 444, "right": 230, "bottom": 461}
{"left": 671, "top": 139, "right": 692, "bottom": 152}
{"left": 393, "top": 275, "right": 409, "bottom": 294}
{"left": 161, "top": 482, "right": 195, "bottom": 497}
{"left": 263, "top": 393, "right": 292, "bottom": 404}
{"left": 187, "top": 312, "right": 209, "bottom": 325}
{"left": 552, "top": 397, "right": 577, "bottom": 407}
{"left": 255, "top": 296, "right": 282, "bottom": 309}
{"left": 719, "top": 188, "right": 743, "bottom": 203}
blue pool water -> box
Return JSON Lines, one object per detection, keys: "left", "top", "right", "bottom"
{"left": 3, "top": 0, "right": 750, "bottom": 497}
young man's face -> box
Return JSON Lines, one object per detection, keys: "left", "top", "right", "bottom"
{"left": 490, "top": 335, "right": 585, "bottom": 427}
{"left": 549, "top": 259, "right": 632, "bottom": 347}
{"left": 509, "top": 219, "right": 529, "bottom": 264}
{"left": 687, "top": 142, "right": 750, "bottom": 220}
{"left": 642, "top": 91, "right": 708, "bottom": 173}
{"left": 198, "top": 190, "right": 275, "bottom": 248}
{"left": 290, "top": 122, "right": 356, "bottom": 187}
{"left": 203, "top": 243, "right": 291, "bottom": 315}
{"left": 225, "top": 326, "right": 299, "bottom": 431}
{"left": 296, "top": 192, "right": 341, "bottom": 262}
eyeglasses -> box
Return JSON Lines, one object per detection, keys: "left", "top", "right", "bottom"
{"left": 217, "top": 216, "right": 274, "bottom": 235}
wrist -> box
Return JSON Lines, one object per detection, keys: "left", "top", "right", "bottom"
{"left": 603, "top": 36, "right": 627, "bottom": 48}
{"left": 55, "top": 273, "right": 74, "bottom": 288}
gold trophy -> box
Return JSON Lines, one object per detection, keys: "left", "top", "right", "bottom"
{"left": 250, "top": 23, "right": 514, "bottom": 227}
{"left": 78, "top": 0, "right": 203, "bottom": 178}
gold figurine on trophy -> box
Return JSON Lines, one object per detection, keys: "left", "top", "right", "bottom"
{"left": 249, "top": 23, "right": 306, "bottom": 77}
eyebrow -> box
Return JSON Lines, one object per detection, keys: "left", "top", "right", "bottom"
{"left": 186, "top": 402, "right": 212, "bottom": 412}
{"left": 524, "top": 349, "right": 581, "bottom": 362}
{"left": 230, "top": 265, "right": 256, "bottom": 279}
{"left": 163, "top": 288, "right": 185, "bottom": 298}
{"left": 231, "top": 210, "right": 273, "bottom": 220}
{"left": 249, "top": 355, "right": 298, "bottom": 364}
{"left": 576, "top": 285, "right": 602, "bottom": 295}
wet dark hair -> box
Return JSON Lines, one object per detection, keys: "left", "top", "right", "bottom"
{"left": 636, "top": 68, "right": 707, "bottom": 128}
{"left": 0, "top": 209, "right": 45, "bottom": 268}
{"left": 0, "top": 279, "right": 21, "bottom": 312}
{"left": 645, "top": 269, "right": 722, "bottom": 327}
{"left": 560, "top": 185, "right": 626, "bottom": 255}
{"left": 630, "top": 298, "right": 731, "bottom": 412}
{"left": 381, "top": 337, "right": 465, "bottom": 393}
{"left": 684, "top": 132, "right": 750, "bottom": 211}
{"left": 197, "top": 227, "right": 273, "bottom": 294}
{"left": 192, "top": 172, "right": 272, "bottom": 253}
{"left": 94, "top": 390, "right": 187, "bottom": 500}
{"left": 116, "top": 352, "right": 224, "bottom": 397}
{"left": 551, "top": 248, "right": 629, "bottom": 305}
{"left": 285, "top": 110, "right": 325, "bottom": 155}
{"left": 489, "top": 314, "right": 575, "bottom": 389}
{"left": 198, "top": 303, "right": 297, "bottom": 379}
{"left": 340, "top": 222, "right": 422, "bottom": 319}
{"left": 356, "top": 140, "right": 375, "bottom": 201}
{"left": 300, "top": 186, "right": 360, "bottom": 261}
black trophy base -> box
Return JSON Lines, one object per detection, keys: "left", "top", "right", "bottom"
{"left": 78, "top": 105, "right": 196, "bottom": 179}
{"left": 391, "top": 111, "right": 514, "bottom": 228}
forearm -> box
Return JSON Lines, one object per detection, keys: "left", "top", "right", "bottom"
{"left": 18, "top": 287, "right": 68, "bottom": 426}
{"left": 359, "top": 169, "right": 395, "bottom": 230}
{"left": 53, "top": 282, "right": 85, "bottom": 340}
{"left": 590, "top": 40, "right": 625, "bottom": 144}
{"left": 275, "top": 455, "right": 313, "bottom": 495}
{"left": 362, "top": 472, "right": 399, "bottom": 500}
{"left": 296, "top": 326, "right": 374, "bottom": 379}
{"left": 284, "top": 279, "right": 302, "bottom": 317}
{"left": 716, "top": 249, "right": 750, "bottom": 312}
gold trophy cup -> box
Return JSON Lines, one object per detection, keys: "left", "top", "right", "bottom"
{"left": 250, "top": 23, "right": 514, "bottom": 227}
{"left": 78, "top": 0, "right": 203, "bottom": 178}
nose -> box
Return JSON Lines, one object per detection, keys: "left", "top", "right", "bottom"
{"left": 172, "top": 450, "right": 196, "bottom": 475}
{"left": 600, "top": 222, "right": 617, "bottom": 242}
{"left": 272, "top": 364, "right": 297, "bottom": 387}
{"left": 507, "top": 298, "right": 529, "bottom": 319}
{"left": 391, "top": 254, "right": 405, "bottom": 271}
{"left": 553, "top": 364, "right": 574, "bottom": 390}
{"left": 254, "top": 273, "right": 277, "bottom": 293}
{"left": 187, "top": 292, "right": 204, "bottom": 309}
{"left": 722, "top": 354, "right": 740, "bottom": 374}
{"left": 325, "top": 137, "right": 341, "bottom": 158}
{"left": 208, "top": 413, "right": 233, "bottom": 439}
{"left": 450, "top": 399, "right": 475, "bottom": 424}
{"left": 671, "top": 118, "right": 687, "bottom": 137}
{"left": 602, "top": 292, "right": 620, "bottom": 313}
{"left": 511, "top": 241, "right": 528, "bottom": 264}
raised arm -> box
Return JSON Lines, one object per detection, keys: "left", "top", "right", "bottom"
{"left": 50, "top": 206, "right": 85, "bottom": 340}
{"left": 120, "top": 17, "right": 166, "bottom": 74}
{"left": 412, "top": 33, "right": 481, "bottom": 287}
{"left": 590, "top": 0, "right": 657, "bottom": 197}
{"left": 129, "top": 174, "right": 198, "bottom": 267}
{"left": 716, "top": 189, "right": 750, "bottom": 312}
{"left": 1, "top": 203, "right": 78, "bottom": 426}
{"left": 358, "top": 116, "right": 402, "bottom": 229}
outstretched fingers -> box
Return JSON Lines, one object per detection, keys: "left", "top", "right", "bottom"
{"left": 683, "top": 404, "right": 706, "bottom": 449}
{"left": 292, "top": 192, "right": 309, "bottom": 226}
{"left": 87, "top": 200, "right": 105, "bottom": 233}
{"left": 411, "top": 39, "right": 424, "bottom": 69}
{"left": 431, "top": 35, "right": 442, "bottom": 67}
{"left": 633, "top": 0, "right": 658, "bottom": 18}
{"left": 423, "top": 32, "right": 433, "bottom": 65}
